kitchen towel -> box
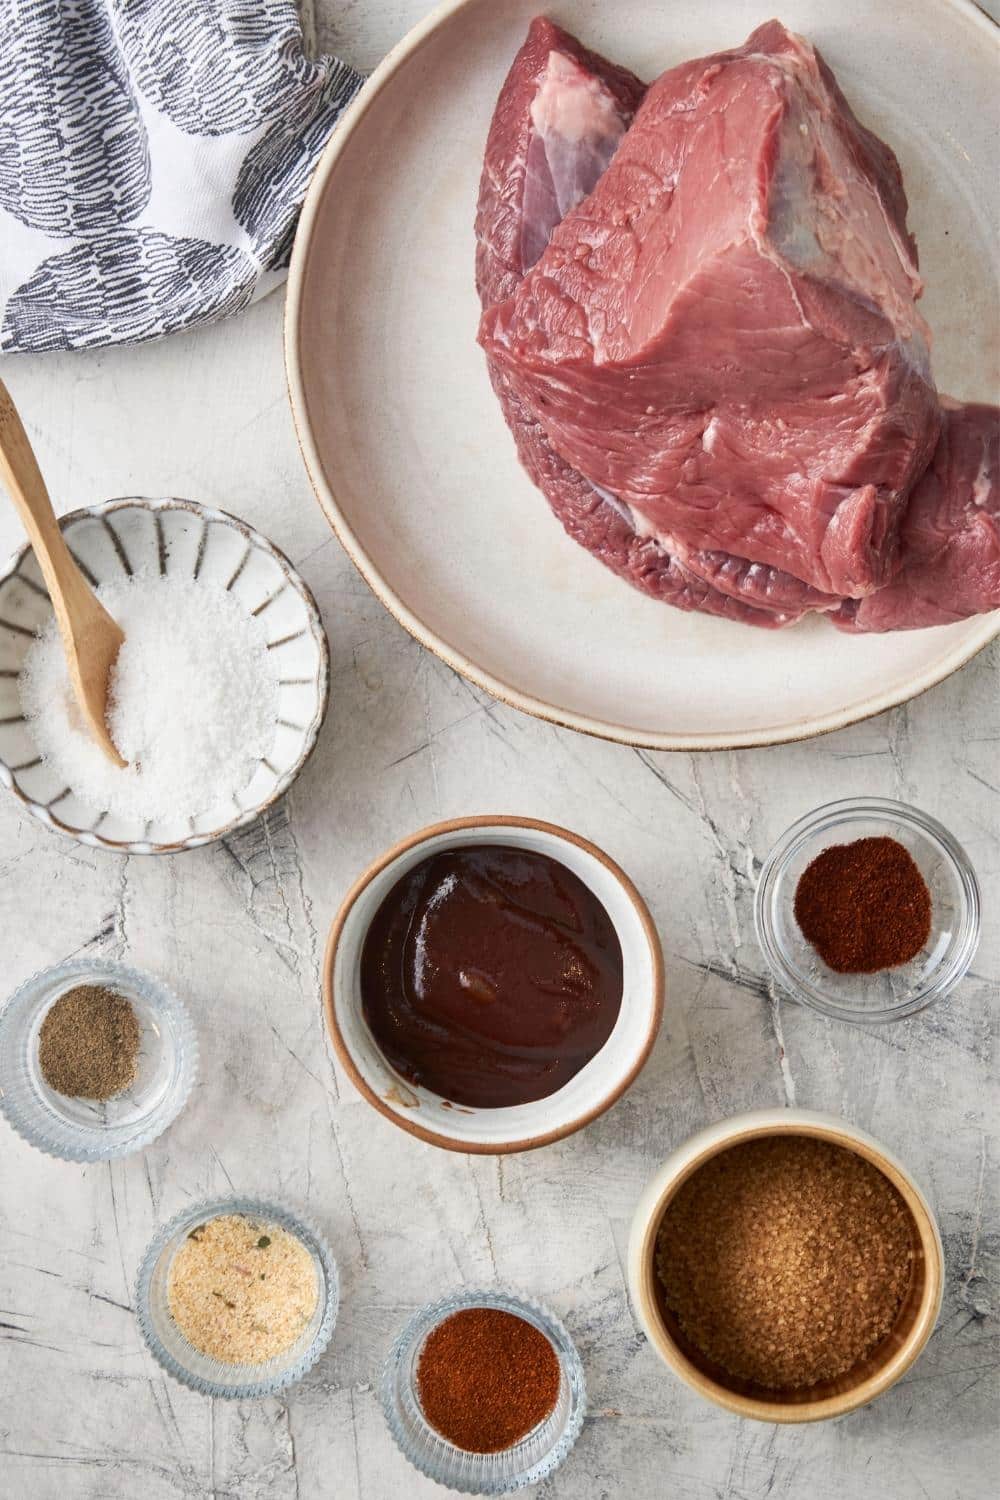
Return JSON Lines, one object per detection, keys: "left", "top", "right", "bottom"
{"left": 0, "top": 0, "right": 363, "bottom": 353}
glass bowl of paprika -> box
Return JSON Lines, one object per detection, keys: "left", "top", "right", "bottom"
{"left": 380, "top": 1288, "right": 586, "bottom": 1494}
{"left": 755, "top": 797, "right": 981, "bottom": 1024}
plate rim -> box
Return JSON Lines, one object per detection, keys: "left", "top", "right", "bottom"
{"left": 284, "top": 0, "right": 1000, "bottom": 751}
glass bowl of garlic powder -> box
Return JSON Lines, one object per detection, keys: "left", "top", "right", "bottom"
{"left": 136, "top": 1197, "right": 339, "bottom": 1399}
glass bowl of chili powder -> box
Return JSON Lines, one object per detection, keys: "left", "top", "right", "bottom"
{"left": 755, "top": 797, "right": 980, "bottom": 1023}
{"left": 380, "top": 1288, "right": 586, "bottom": 1493}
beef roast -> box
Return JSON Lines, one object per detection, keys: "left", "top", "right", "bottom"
{"left": 480, "top": 19, "right": 942, "bottom": 600}
{"left": 833, "top": 401, "right": 999, "bottom": 631}
{"left": 476, "top": 17, "right": 812, "bottom": 627}
{"left": 475, "top": 17, "right": 645, "bottom": 306}
{"left": 477, "top": 18, "right": 1000, "bottom": 632}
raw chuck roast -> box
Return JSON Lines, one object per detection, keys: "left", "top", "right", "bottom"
{"left": 833, "top": 401, "right": 998, "bottom": 631}
{"left": 475, "top": 17, "right": 1000, "bottom": 631}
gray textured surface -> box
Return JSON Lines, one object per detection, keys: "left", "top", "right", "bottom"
{"left": 0, "top": 3, "right": 998, "bottom": 1497}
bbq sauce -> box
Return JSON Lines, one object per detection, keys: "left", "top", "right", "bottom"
{"left": 360, "top": 844, "right": 624, "bottom": 1108}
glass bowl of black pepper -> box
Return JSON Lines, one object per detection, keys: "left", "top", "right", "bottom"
{"left": 755, "top": 797, "right": 981, "bottom": 1023}
{"left": 0, "top": 957, "right": 197, "bottom": 1160}
{"left": 380, "top": 1288, "right": 587, "bottom": 1494}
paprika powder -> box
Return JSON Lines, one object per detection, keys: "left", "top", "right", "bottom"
{"left": 793, "top": 835, "right": 932, "bottom": 973}
{"left": 417, "top": 1306, "right": 560, "bottom": 1452}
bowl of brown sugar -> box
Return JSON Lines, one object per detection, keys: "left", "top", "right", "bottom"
{"left": 627, "top": 1109, "right": 943, "bottom": 1422}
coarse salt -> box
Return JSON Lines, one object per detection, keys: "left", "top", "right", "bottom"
{"left": 20, "top": 572, "right": 280, "bottom": 824}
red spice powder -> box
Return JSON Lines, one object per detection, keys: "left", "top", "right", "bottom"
{"left": 417, "top": 1306, "right": 560, "bottom": 1453}
{"left": 794, "top": 835, "right": 932, "bottom": 973}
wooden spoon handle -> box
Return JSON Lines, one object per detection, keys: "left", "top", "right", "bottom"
{"left": 0, "top": 379, "right": 127, "bottom": 768}
{"left": 0, "top": 379, "right": 94, "bottom": 622}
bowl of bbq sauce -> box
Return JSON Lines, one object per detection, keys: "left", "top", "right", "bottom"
{"left": 323, "top": 817, "right": 664, "bottom": 1152}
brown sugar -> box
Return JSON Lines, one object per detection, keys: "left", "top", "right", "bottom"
{"left": 655, "top": 1136, "right": 915, "bottom": 1390}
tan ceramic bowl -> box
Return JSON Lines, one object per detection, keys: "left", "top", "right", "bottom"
{"left": 627, "top": 1109, "right": 943, "bottom": 1422}
{"left": 323, "top": 815, "right": 664, "bottom": 1153}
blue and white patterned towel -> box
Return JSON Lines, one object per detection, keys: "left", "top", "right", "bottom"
{"left": 0, "top": 1, "right": 363, "bottom": 353}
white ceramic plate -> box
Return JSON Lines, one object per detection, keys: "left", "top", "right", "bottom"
{"left": 286, "top": 0, "right": 1000, "bottom": 750}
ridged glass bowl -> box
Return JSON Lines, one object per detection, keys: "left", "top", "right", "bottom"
{"left": 0, "top": 958, "right": 197, "bottom": 1160}
{"left": 380, "top": 1288, "right": 586, "bottom": 1494}
{"left": 755, "top": 797, "right": 981, "bottom": 1023}
{"left": 136, "top": 1197, "right": 339, "bottom": 1400}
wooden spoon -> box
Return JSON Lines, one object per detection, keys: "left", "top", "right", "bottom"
{"left": 0, "top": 380, "right": 126, "bottom": 767}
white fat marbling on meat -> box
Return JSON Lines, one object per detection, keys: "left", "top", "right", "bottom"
{"left": 972, "top": 445, "right": 994, "bottom": 507}
{"left": 531, "top": 50, "right": 628, "bottom": 219}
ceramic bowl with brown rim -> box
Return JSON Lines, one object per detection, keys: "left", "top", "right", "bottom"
{"left": 627, "top": 1108, "right": 944, "bottom": 1422}
{"left": 0, "top": 497, "right": 329, "bottom": 853}
{"left": 323, "top": 816, "right": 664, "bottom": 1153}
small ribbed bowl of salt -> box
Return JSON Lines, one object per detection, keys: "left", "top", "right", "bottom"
{"left": 0, "top": 497, "right": 329, "bottom": 852}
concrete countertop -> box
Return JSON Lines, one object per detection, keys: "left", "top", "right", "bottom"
{"left": 0, "top": 3, "right": 996, "bottom": 1496}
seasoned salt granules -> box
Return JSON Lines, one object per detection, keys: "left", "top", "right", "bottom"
{"left": 167, "top": 1214, "right": 318, "bottom": 1364}
{"left": 20, "top": 573, "right": 280, "bottom": 823}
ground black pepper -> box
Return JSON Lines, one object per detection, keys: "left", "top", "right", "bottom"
{"left": 37, "top": 984, "right": 140, "bottom": 1100}
{"left": 793, "top": 836, "right": 932, "bottom": 973}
